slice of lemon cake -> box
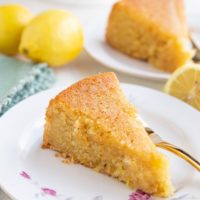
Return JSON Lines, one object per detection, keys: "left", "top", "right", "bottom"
{"left": 106, "top": 0, "right": 193, "bottom": 72}
{"left": 43, "top": 72, "right": 173, "bottom": 197}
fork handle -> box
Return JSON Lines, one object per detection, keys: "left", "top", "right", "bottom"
{"left": 156, "top": 142, "right": 200, "bottom": 172}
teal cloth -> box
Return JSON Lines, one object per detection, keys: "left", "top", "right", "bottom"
{"left": 0, "top": 55, "right": 56, "bottom": 116}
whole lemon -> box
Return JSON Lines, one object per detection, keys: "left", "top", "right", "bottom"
{"left": 0, "top": 4, "right": 32, "bottom": 55}
{"left": 19, "top": 10, "right": 83, "bottom": 67}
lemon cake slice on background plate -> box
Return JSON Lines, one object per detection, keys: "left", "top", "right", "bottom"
{"left": 106, "top": 0, "right": 194, "bottom": 72}
{"left": 43, "top": 72, "right": 173, "bottom": 197}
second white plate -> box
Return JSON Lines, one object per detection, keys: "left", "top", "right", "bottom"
{"left": 84, "top": 1, "right": 200, "bottom": 81}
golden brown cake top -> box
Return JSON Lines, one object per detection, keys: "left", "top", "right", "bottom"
{"left": 121, "top": 0, "right": 188, "bottom": 37}
{"left": 53, "top": 72, "right": 136, "bottom": 123}
{"left": 51, "top": 72, "right": 156, "bottom": 155}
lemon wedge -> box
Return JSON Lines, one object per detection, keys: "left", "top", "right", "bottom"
{"left": 164, "top": 63, "right": 200, "bottom": 111}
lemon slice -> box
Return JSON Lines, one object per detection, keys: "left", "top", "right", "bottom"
{"left": 164, "top": 63, "right": 200, "bottom": 111}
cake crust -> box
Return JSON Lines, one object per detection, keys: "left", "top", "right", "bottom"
{"left": 122, "top": 0, "right": 188, "bottom": 37}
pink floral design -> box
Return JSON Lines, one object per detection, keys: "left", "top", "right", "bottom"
{"left": 20, "top": 171, "right": 31, "bottom": 180}
{"left": 129, "top": 190, "right": 151, "bottom": 200}
{"left": 41, "top": 188, "right": 57, "bottom": 196}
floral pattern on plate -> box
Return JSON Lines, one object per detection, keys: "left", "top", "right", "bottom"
{"left": 20, "top": 171, "right": 104, "bottom": 199}
{"left": 20, "top": 170, "right": 200, "bottom": 200}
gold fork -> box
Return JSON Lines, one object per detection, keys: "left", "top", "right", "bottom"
{"left": 190, "top": 32, "right": 200, "bottom": 62}
{"left": 138, "top": 117, "right": 200, "bottom": 171}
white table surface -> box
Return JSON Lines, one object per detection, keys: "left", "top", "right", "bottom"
{"left": 0, "top": 0, "right": 198, "bottom": 199}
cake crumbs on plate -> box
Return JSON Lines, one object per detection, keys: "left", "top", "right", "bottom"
{"left": 55, "top": 152, "right": 75, "bottom": 164}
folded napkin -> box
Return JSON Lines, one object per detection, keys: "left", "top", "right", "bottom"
{"left": 0, "top": 55, "right": 56, "bottom": 116}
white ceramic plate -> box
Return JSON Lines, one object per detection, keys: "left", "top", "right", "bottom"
{"left": 84, "top": 1, "right": 200, "bottom": 81}
{"left": 0, "top": 84, "right": 200, "bottom": 200}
